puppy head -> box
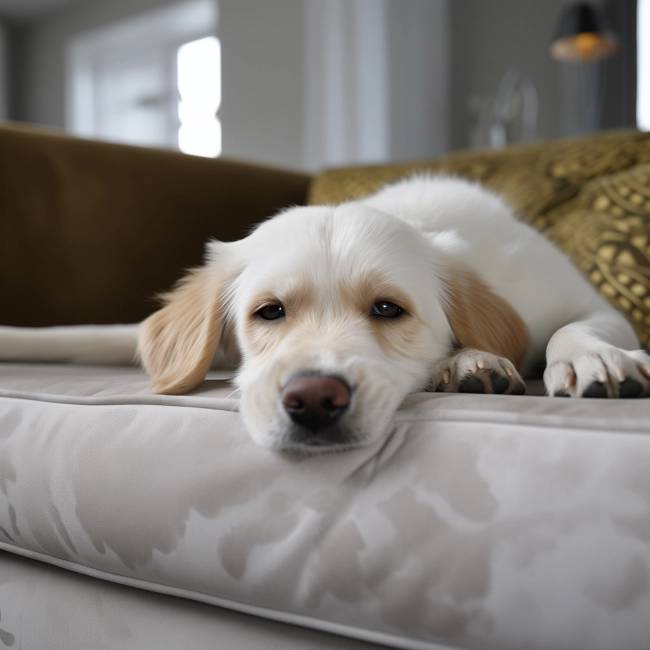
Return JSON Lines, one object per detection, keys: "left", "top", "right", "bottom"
{"left": 140, "top": 204, "right": 454, "bottom": 450}
{"left": 231, "top": 204, "right": 455, "bottom": 449}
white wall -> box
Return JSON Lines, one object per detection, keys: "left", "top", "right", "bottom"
{"left": 218, "top": 0, "right": 304, "bottom": 170}
{"left": 302, "top": 0, "right": 391, "bottom": 170}
{"left": 449, "top": 0, "right": 572, "bottom": 149}
{"left": 302, "top": 0, "right": 449, "bottom": 171}
{"left": 12, "top": 0, "right": 307, "bottom": 169}
{"left": 0, "top": 18, "right": 8, "bottom": 119}
{"left": 221, "top": 0, "right": 449, "bottom": 170}
{"left": 10, "top": 0, "right": 451, "bottom": 171}
{"left": 12, "top": 0, "right": 184, "bottom": 127}
{"left": 387, "top": 0, "right": 449, "bottom": 160}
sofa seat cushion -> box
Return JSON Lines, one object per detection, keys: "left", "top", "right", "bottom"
{"left": 1, "top": 363, "right": 650, "bottom": 650}
{"left": 0, "top": 550, "right": 380, "bottom": 650}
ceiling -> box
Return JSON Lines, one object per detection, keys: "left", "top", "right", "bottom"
{"left": 0, "top": 0, "right": 80, "bottom": 19}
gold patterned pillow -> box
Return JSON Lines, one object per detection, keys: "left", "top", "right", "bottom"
{"left": 545, "top": 164, "right": 650, "bottom": 350}
{"left": 307, "top": 129, "right": 650, "bottom": 230}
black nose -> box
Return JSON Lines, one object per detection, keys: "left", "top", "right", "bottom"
{"left": 281, "top": 375, "right": 350, "bottom": 431}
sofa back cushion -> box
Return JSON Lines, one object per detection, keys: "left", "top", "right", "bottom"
{"left": 0, "top": 124, "right": 310, "bottom": 326}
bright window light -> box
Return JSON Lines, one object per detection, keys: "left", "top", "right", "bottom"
{"left": 177, "top": 36, "right": 222, "bottom": 157}
{"left": 638, "top": 0, "right": 650, "bottom": 130}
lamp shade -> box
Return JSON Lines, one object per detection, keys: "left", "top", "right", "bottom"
{"left": 550, "top": 2, "right": 618, "bottom": 62}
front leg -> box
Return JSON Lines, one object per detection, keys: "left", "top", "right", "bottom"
{"left": 544, "top": 311, "right": 650, "bottom": 398}
{"left": 432, "top": 348, "right": 526, "bottom": 394}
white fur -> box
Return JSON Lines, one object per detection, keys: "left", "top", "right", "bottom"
{"left": 2, "top": 176, "right": 648, "bottom": 449}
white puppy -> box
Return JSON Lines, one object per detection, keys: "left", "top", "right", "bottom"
{"left": 2, "top": 176, "right": 649, "bottom": 450}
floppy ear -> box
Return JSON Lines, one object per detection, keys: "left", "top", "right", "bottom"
{"left": 139, "top": 247, "right": 236, "bottom": 395}
{"left": 442, "top": 263, "right": 531, "bottom": 369}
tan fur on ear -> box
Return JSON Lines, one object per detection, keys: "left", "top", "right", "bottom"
{"left": 444, "top": 263, "right": 531, "bottom": 369}
{"left": 139, "top": 266, "right": 227, "bottom": 394}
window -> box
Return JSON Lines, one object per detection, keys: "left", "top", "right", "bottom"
{"left": 177, "top": 36, "right": 222, "bottom": 157}
{"left": 67, "top": 0, "right": 221, "bottom": 157}
{"left": 638, "top": 0, "right": 650, "bottom": 130}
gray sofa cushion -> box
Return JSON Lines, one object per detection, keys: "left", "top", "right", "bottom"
{"left": 0, "top": 550, "right": 380, "bottom": 650}
{"left": 1, "top": 363, "right": 650, "bottom": 650}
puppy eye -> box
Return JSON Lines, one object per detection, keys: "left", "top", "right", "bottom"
{"left": 372, "top": 301, "right": 404, "bottom": 318}
{"left": 257, "top": 304, "right": 285, "bottom": 320}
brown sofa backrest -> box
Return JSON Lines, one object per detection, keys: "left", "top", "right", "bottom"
{"left": 0, "top": 123, "right": 311, "bottom": 326}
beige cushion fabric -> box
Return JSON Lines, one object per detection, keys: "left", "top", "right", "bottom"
{"left": 1, "top": 363, "right": 650, "bottom": 649}
{"left": 0, "top": 551, "right": 379, "bottom": 650}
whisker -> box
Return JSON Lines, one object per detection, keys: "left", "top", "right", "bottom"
{"left": 224, "top": 385, "right": 242, "bottom": 400}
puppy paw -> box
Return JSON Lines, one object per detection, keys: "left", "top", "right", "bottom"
{"left": 545, "top": 347, "right": 650, "bottom": 398}
{"left": 432, "top": 348, "right": 526, "bottom": 395}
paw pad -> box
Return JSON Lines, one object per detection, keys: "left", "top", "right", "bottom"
{"left": 582, "top": 381, "right": 608, "bottom": 398}
{"left": 489, "top": 370, "right": 509, "bottom": 394}
{"left": 512, "top": 380, "right": 526, "bottom": 395}
{"left": 619, "top": 377, "right": 643, "bottom": 398}
{"left": 459, "top": 375, "right": 485, "bottom": 393}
